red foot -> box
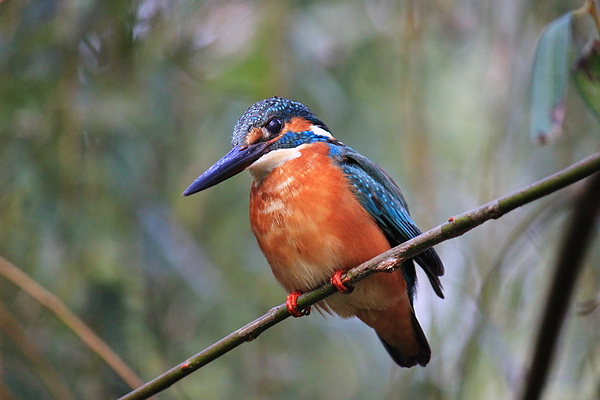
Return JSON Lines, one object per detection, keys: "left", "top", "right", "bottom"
{"left": 331, "top": 270, "right": 354, "bottom": 294}
{"left": 286, "top": 291, "right": 311, "bottom": 317}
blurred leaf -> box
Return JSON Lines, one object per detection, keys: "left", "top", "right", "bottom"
{"left": 573, "top": 39, "right": 600, "bottom": 122}
{"left": 530, "top": 12, "right": 573, "bottom": 145}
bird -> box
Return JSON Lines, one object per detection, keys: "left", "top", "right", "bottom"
{"left": 183, "top": 97, "right": 444, "bottom": 367}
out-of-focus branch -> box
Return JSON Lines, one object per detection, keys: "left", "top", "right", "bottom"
{"left": 0, "top": 257, "right": 143, "bottom": 390}
{"left": 119, "top": 151, "right": 600, "bottom": 400}
{"left": 519, "top": 170, "right": 600, "bottom": 400}
{"left": 0, "top": 301, "right": 76, "bottom": 400}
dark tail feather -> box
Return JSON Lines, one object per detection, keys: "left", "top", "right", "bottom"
{"left": 377, "top": 313, "right": 431, "bottom": 367}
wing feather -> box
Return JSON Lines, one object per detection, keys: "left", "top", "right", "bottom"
{"left": 331, "top": 145, "right": 445, "bottom": 299}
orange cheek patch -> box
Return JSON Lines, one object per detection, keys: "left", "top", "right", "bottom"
{"left": 283, "top": 117, "right": 313, "bottom": 133}
{"left": 246, "top": 128, "right": 264, "bottom": 145}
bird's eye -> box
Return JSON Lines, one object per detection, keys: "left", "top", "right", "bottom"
{"left": 265, "top": 118, "right": 283, "bottom": 135}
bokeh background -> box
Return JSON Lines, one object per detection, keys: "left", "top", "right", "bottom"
{"left": 1, "top": 0, "right": 599, "bottom": 399}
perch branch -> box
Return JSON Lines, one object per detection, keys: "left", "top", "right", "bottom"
{"left": 119, "top": 151, "right": 600, "bottom": 400}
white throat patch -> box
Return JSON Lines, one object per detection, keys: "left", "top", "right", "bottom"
{"left": 248, "top": 145, "right": 306, "bottom": 183}
{"left": 247, "top": 124, "right": 332, "bottom": 183}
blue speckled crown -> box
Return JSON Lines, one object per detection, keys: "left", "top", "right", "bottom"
{"left": 231, "top": 97, "right": 325, "bottom": 147}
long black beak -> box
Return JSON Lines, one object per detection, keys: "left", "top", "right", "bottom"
{"left": 183, "top": 142, "right": 270, "bottom": 196}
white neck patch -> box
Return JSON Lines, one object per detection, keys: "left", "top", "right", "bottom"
{"left": 310, "top": 125, "right": 333, "bottom": 138}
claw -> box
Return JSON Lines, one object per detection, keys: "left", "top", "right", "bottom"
{"left": 331, "top": 270, "right": 354, "bottom": 294}
{"left": 286, "top": 291, "right": 311, "bottom": 317}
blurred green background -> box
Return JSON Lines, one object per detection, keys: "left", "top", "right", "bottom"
{"left": 1, "top": 0, "right": 599, "bottom": 399}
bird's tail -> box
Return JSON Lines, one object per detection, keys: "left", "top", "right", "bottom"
{"left": 357, "top": 302, "right": 431, "bottom": 367}
{"left": 376, "top": 313, "right": 430, "bottom": 367}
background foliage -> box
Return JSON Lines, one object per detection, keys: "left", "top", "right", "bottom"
{"left": 0, "top": 1, "right": 598, "bottom": 399}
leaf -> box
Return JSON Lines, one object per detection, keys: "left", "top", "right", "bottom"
{"left": 530, "top": 12, "right": 573, "bottom": 145}
{"left": 573, "top": 39, "right": 600, "bottom": 123}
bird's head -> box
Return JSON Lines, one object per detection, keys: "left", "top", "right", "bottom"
{"left": 183, "top": 97, "right": 333, "bottom": 196}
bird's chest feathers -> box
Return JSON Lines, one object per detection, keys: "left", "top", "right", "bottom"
{"left": 248, "top": 143, "right": 390, "bottom": 292}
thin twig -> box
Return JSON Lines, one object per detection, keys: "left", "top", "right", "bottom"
{"left": 119, "top": 151, "right": 600, "bottom": 400}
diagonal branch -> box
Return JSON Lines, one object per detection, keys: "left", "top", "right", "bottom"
{"left": 119, "top": 151, "right": 600, "bottom": 400}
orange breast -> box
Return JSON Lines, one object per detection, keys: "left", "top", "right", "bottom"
{"left": 249, "top": 142, "right": 405, "bottom": 316}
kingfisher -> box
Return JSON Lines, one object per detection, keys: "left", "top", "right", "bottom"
{"left": 183, "top": 97, "right": 444, "bottom": 367}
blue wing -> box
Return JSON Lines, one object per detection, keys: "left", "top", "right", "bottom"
{"left": 330, "top": 144, "right": 445, "bottom": 300}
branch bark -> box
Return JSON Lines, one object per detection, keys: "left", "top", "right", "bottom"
{"left": 119, "top": 151, "right": 600, "bottom": 400}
